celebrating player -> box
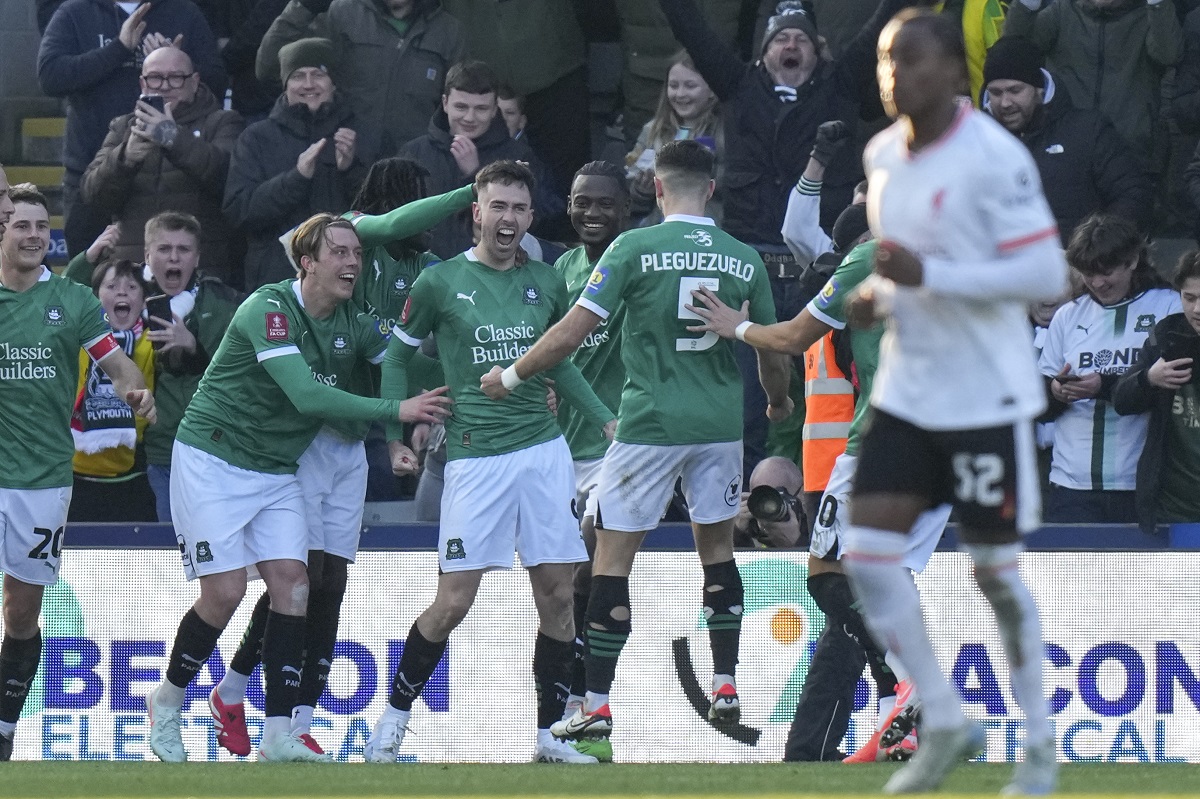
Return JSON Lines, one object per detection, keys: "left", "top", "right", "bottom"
{"left": 0, "top": 173, "right": 155, "bottom": 760}
{"left": 481, "top": 140, "right": 792, "bottom": 745}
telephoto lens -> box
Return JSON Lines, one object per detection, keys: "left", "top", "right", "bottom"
{"left": 747, "top": 485, "right": 790, "bottom": 522}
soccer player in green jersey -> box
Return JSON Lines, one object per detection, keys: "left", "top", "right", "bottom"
{"left": 145, "top": 213, "right": 451, "bottom": 764}
{"left": 365, "top": 161, "right": 615, "bottom": 765}
{"left": 0, "top": 173, "right": 155, "bottom": 761}
{"left": 553, "top": 161, "right": 630, "bottom": 759}
{"left": 480, "top": 140, "right": 792, "bottom": 743}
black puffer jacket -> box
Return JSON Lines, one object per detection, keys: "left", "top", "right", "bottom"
{"left": 658, "top": 0, "right": 913, "bottom": 242}
{"left": 223, "top": 93, "right": 370, "bottom": 289}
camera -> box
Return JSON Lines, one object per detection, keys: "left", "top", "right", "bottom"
{"left": 748, "top": 485, "right": 800, "bottom": 522}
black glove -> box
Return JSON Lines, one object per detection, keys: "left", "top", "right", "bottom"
{"left": 810, "top": 120, "right": 850, "bottom": 168}
{"left": 298, "top": 0, "right": 333, "bottom": 15}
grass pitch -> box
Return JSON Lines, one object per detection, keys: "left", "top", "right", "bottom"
{"left": 0, "top": 762, "right": 1196, "bottom": 798}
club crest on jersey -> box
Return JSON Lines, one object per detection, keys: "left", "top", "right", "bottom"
{"left": 816, "top": 278, "right": 839, "bottom": 309}
{"left": 393, "top": 276, "right": 408, "bottom": 294}
{"left": 266, "top": 312, "right": 289, "bottom": 341}
{"left": 44, "top": 306, "right": 65, "bottom": 326}
{"left": 522, "top": 285, "right": 541, "bottom": 305}
{"left": 445, "top": 538, "right": 466, "bottom": 560}
{"left": 585, "top": 267, "right": 609, "bottom": 294}
{"left": 196, "top": 541, "right": 214, "bottom": 563}
{"left": 684, "top": 229, "right": 713, "bottom": 247}
{"left": 332, "top": 334, "right": 352, "bottom": 356}
{"left": 1135, "top": 314, "right": 1155, "bottom": 333}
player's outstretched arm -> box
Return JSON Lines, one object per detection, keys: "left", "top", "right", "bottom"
{"left": 686, "top": 286, "right": 831, "bottom": 356}
{"left": 481, "top": 305, "right": 602, "bottom": 400}
{"left": 546, "top": 358, "right": 616, "bottom": 431}
{"left": 261, "top": 352, "right": 402, "bottom": 423}
{"left": 350, "top": 185, "right": 475, "bottom": 248}
{"left": 97, "top": 350, "right": 157, "bottom": 424}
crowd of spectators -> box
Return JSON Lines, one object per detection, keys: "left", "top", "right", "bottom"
{"left": 20, "top": 0, "right": 1200, "bottom": 536}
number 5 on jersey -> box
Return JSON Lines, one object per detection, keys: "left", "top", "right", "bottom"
{"left": 677, "top": 276, "right": 719, "bottom": 352}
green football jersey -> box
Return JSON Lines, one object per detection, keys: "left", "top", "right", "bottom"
{"left": 390, "top": 251, "right": 611, "bottom": 461}
{"left": 555, "top": 246, "right": 626, "bottom": 461}
{"left": 0, "top": 269, "right": 114, "bottom": 489}
{"left": 177, "top": 280, "right": 393, "bottom": 474}
{"left": 805, "top": 241, "right": 881, "bottom": 456}
{"left": 578, "top": 215, "right": 776, "bottom": 445}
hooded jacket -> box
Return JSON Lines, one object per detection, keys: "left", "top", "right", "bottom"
{"left": 256, "top": 0, "right": 464, "bottom": 148}
{"left": 223, "top": 93, "right": 369, "bottom": 289}
{"left": 37, "top": 0, "right": 227, "bottom": 179}
{"left": 986, "top": 72, "right": 1152, "bottom": 243}
{"left": 80, "top": 84, "right": 244, "bottom": 280}
{"left": 1006, "top": 0, "right": 1182, "bottom": 157}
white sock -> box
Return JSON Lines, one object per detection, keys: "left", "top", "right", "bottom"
{"left": 876, "top": 695, "right": 897, "bottom": 730}
{"left": 584, "top": 691, "right": 609, "bottom": 713}
{"left": 291, "top": 704, "right": 314, "bottom": 734}
{"left": 565, "top": 693, "right": 584, "bottom": 708}
{"left": 154, "top": 680, "right": 186, "bottom": 710}
{"left": 844, "top": 526, "right": 965, "bottom": 731}
{"left": 378, "top": 705, "right": 411, "bottom": 728}
{"left": 263, "top": 715, "right": 290, "bottom": 741}
{"left": 536, "top": 728, "right": 557, "bottom": 746}
{"left": 712, "top": 673, "right": 735, "bottom": 693}
{"left": 885, "top": 650, "right": 910, "bottom": 685}
{"left": 215, "top": 669, "right": 250, "bottom": 704}
{"left": 0, "top": 720, "right": 15, "bottom": 738}
{"left": 962, "top": 542, "right": 1051, "bottom": 745}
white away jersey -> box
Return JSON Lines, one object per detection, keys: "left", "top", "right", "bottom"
{"left": 1038, "top": 288, "right": 1181, "bottom": 490}
{"left": 865, "top": 102, "right": 1066, "bottom": 430}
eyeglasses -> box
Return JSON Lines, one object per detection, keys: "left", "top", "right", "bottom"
{"left": 141, "top": 72, "right": 193, "bottom": 89}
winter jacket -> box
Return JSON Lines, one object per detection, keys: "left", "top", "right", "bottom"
{"left": 256, "top": 0, "right": 464, "bottom": 147}
{"left": 1171, "top": 6, "right": 1200, "bottom": 134}
{"left": 399, "top": 111, "right": 549, "bottom": 259}
{"left": 440, "top": 0, "right": 585, "bottom": 95}
{"left": 658, "top": 0, "right": 914, "bottom": 244}
{"left": 1112, "top": 312, "right": 1195, "bottom": 534}
{"left": 223, "top": 93, "right": 370, "bottom": 289}
{"left": 1006, "top": 0, "right": 1183, "bottom": 157}
{"left": 80, "top": 84, "right": 244, "bottom": 280}
{"left": 37, "top": 0, "right": 227, "bottom": 179}
{"left": 988, "top": 74, "right": 1152, "bottom": 243}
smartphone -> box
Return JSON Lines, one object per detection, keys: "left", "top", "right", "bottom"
{"left": 1162, "top": 330, "right": 1200, "bottom": 376}
{"left": 145, "top": 294, "right": 172, "bottom": 332}
{"left": 1053, "top": 373, "right": 1082, "bottom": 383}
{"left": 139, "top": 94, "right": 165, "bottom": 113}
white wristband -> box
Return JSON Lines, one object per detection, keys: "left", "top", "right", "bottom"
{"left": 500, "top": 364, "right": 525, "bottom": 390}
{"left": 734, "top": 321, "right": 754, "bottom": 342}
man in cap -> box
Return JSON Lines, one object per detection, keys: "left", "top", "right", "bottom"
{"left": 983, "top": 35, "right": 1151, "bottom": 243}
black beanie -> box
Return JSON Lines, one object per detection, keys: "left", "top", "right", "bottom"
{"left": 279, "top": 37, "right": 338, "bottom": 85}
{"left": 832, "top": 203, "right": 870, "bottom": 253}
{"left": 761, "top": 3, "right": 819, "bottom": 56}
{"left": 983, "top": 36, "right": 1045, "bottom": 90}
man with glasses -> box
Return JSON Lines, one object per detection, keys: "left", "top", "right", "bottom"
{"left": 38, "top": 0, "right": 226, "bottom": 258}
{"left": 81, "top": 46, "right": 244, "bottom": 285}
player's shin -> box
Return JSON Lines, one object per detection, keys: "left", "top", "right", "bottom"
{"left": 217, "top": 591, "right": 270, "bottom": 703}
{"left": 261, "top": 610, "right": 306, "bottom": 740}
{"left": 0, "top": 631, "right": 41, "bottom": 736}
{"left": 389, "top": 621, "right": 449, "bottom": 711}
{"left": 583, "top": 575, "right": 631, "bottom": 708}
{"left": 534, "top": 632, "right": 574, "bottom": 729}
{"left": 701, "top": 559, "right": 743, "bottom": 686}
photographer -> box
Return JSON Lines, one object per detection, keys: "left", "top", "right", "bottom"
{"left": 223, "top": 37, "right": 372, "bottom": 290}
{"left": 733, "top": 456, "right": 807, "bottom": 549}
{"left": 1113, "top": 251, "right": 1200, "bottom": 534}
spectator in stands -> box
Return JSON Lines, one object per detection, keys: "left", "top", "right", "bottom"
{"left": 80, "top": 47, "right": 244, "bottom": 285}
{"left": 496, "top": 83, "right": 529, "bottom": 142}
{"left": 625, "top": 51, "right": 724, "bottom": 225}
{"left": 1005, "top": 0, "right": 1183, "bottom": 164}
{"left": 612, "top": 0, "right": 742, "bottom": 145}
{"left": 982, "top": 35, "right": 1153, "bottom": 242}
{"left": 224, "top": 37, "right": 370, "bottom": 289}
{"left": 400, "top": 60, "right": 562, "bottom": 259}
{"left": 1038, "top": 213, "right": 1180, "bottom": 523}
{"left": 1114, "top": 251, "right": 1200, "bottom": 533}
{"left": 195, "top": 0, "right": 288, "bottom": 120}
{"left": 255, "top": 0, "right": 463, "bottom": 150}
{"left": 64, "top": 213, "right": 243, "bottom": 521}
{"left": 69, "top": 259, "right": 158, "bottom": 522}
{"left": 37, "top": 0, "right": 227, "bottom": 258}
{"left": 1171, "top": 5, "right": 1200, "bottom": 135}
{"left": 441, "top": 0, "right": 589, "bottom": 196}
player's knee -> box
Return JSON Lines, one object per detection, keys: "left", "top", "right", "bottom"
{"left": 2, "top": 594, "right": 42, "bottom": 638}
{"left": 204, "top": 581, "right": 247, "bottom": 620}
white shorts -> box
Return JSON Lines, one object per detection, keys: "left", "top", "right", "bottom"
{"left": 296, "top": 427, "right": 368, "bottom": 561}
{"left": 439, "top": 437, "right": 587, "bottom": 572}
{"left": 170, "top": 441, "right": 307, "bottom": 580}
{"left": 811, "top": 452, "right": 949, "bottom": 573}
{"left": 0, "top": 486, "right": 71, "bottom": 586}
{"left": 573, "top": 457, "right": 604, "bottom": 523}
{"left": 594, "top": 440, "right": 742, "bottom": 532}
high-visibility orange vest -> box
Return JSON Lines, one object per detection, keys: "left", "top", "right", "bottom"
{"left": 802, "top": 331, "right": 855, "bottom": 492}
